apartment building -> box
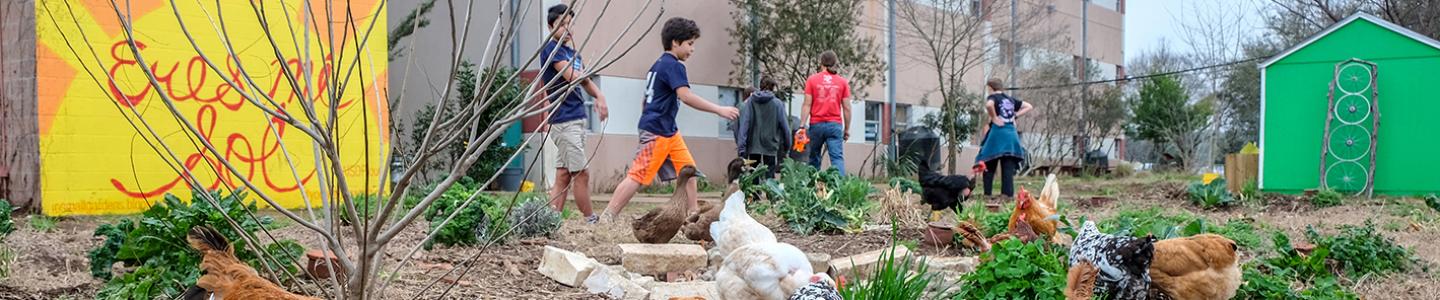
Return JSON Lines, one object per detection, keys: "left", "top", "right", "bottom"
{"left": 388, "top": 0, "right": 1125, "bottom": 188}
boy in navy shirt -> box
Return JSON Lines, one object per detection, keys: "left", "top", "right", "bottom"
{"left": 541, "top": 4, "right": 609, "bottom": 223}
{"left": 601, "top": 17, "right": 740, "bottom": 221}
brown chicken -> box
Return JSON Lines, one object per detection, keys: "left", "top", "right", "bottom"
{"left": 1065, "top": 261, "right": 1100, "bottom": 300}
{"left": 1147, "top": 234, "right": 1242, "bottom": 300}
{"left": 633, "top": 166, "right": 700, "bottom": 243}
{"left": 991, "top": 210, "right": 1041, "bottom": 245}
{"left": 1007, "top": 174, "right": 1059, "bottom": 243}
{"left": 181, "top": 225, "right": 319, "bottom": 300}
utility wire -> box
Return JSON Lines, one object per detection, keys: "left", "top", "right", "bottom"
{"left": 1005, "top": 55, "right": 1270, "bottom": 91}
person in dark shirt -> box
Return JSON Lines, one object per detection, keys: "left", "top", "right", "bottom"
{"left": 600, "top": 17, "right": 740, "bottom": 221}
{"left": 975, "top": 78, "right": 1033, "bottom": 198}
{"left": 735, "top": 76, "right": 791, "bottom": 182}
{"left": 540, "top": 4, "right": 609, "bottom": 224}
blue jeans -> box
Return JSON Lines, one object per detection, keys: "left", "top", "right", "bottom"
{"left": 807, "top": 122, "right": 845, "bottom": 171}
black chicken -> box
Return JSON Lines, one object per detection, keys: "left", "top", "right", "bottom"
{"left": 917, "top": 163, "right": 981, "bottom": 222}
{"left": 1068, "top": 221, "right": 1159, "bottom": 300}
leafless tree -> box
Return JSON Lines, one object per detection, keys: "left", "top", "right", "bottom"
{"left": 41, "top": 0, "right": 665, "bottom": 298}
{"left": 895, "top": 0, "right": 1065, "bottom": 173}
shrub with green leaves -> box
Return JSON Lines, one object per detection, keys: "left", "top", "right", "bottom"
{"left": 1187, "top": 178, "right": 1234, "bottom": 208}
{"left": 1238, "top": 232, "right": 1360, "bottom": 300}
{"left": 422, "top": 184, "right": 508, "bottom": 249}
{"left": 508, "top": 197, "right": 561, "bottom": 238}
{"left": 957, "top": 239, "right": 1068, "bottom": 299}
{"left": 753, "top": 160, "right": 874, "bottom": 234}
{"left": 1097, "top": 208, "right": 1265, "bottom": 250}
{"left": 887, "top": 177, "right": 921, "bottom": 194}
{"left": 87, "top": 189, "right": 304, "bottom": 300}
{"left": 1306, "top": 221, "right": 1414, "bottom": 277}
{"left": 1310, "top": 190, "right": 1343, "bottom": 208}
{"left": 0, "top": 200, "right": 13, "bottom": 239}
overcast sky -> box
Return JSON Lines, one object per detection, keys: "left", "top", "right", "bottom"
{"left": 1123, "top": 0, "right": 1269, "bottom": 63}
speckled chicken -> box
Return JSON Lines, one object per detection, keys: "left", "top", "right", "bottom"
{"left": 1067, "top": 221, "right": 1158, "bottom": 300}
{"left": 633, "top": 165, "right": 700, "bottom": 243}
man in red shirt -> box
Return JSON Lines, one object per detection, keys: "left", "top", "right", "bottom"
{"left": 801, "top": 51, "right": 852, "bottom": 172}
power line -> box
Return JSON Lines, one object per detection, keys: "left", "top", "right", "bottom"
{"left": 1006, "top": 55, "right": 1269, "bottom": 91}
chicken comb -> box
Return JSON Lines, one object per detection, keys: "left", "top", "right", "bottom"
{"left": 1016, "top": 188, "right": 1032, "bottom": 208}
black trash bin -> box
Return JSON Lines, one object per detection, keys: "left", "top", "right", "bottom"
{"left": 897, "top": 126, "right": 942, "bottom": 172}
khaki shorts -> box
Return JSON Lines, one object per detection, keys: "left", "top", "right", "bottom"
{"left": 552, "top": 119, "right": 589, "bottom": 172}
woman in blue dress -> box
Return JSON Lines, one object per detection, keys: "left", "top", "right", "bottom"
{"left": 975, "top": 78, "right": 1033, "bottom": 198}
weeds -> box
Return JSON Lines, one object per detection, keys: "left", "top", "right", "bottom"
{"left": 840, "top": 225, "right": 951, "bottom": 299}
{"left": 1307, "top": 221, "right": 1414, "bottom": 277}
{"left": 1188, "top": 178, "right": 1235, "bottom": 208}
{"left": 29, "top": 215, "right": 58, "bottom": 233}
{"left": 956, "top": 239, "right": 1067, "bottom": 299}
{"left": 0, "top": 245, "right": 13, "bottom": 279}
{"left": 1238, "top": 221, "right": 1415, "bottom": 299}
{"left": 1310, "top": 190, "right": 1343, "bottom": 208}
{"left": 0, "top": 200, "right": 13, "bottom": 239}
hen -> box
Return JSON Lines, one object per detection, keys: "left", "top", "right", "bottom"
{"left": 181, "top": 225, "right": 319, "bottom": 300}
{"left": 633, "top": 166, "right": 700, "bottom": 243}
{"left": 1067, "top": 221, "right": 1157, "bottom": 300}
{"left": 1008, "top": 174, "right": 1060, "bottom": 243}
{"left": 918, "top": 163, "right": 981, "bottom": 221}
{"left": 1147, "top": 234, "right": 1242, "bottom": 300}
{"left": 711, "top": 191, "right": 778, "bottom": 259}
{"left": 716, "top": 241, "right": 835, "bottom": 300}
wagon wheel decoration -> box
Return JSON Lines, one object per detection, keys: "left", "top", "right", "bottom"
{"left": 1327, "top": 124, "right": 1371, "bottom": 162}
{"left": 1319, "top": 59, "right": 1380, "bottom": 197}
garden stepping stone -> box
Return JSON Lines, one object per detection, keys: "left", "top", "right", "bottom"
{"left": 618, "top": 244, "right": 707, "bottom": 275}
{"left": 827, "top": 247, "right": 911, "bottom": 281}
{"left": 537, "top": 246, "right": 598, "bottom": 287}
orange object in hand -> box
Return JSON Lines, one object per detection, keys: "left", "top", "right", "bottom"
{"left": 972, "top": 162, "right": 988, "bottom": 176}
{"left": 793, "top": 128, "right": 809, "bottom": 152}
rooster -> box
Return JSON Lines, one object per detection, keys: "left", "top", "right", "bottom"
{"left": 711, "top": 191, "right": 778, "bottom": 259}
{"left": 1147, "top": 234, "right": 1242, "bottom": 300}
{"left": 716, "top": 241, "right": 836, "bottom": 300}
{"left": 1009, "top": 174, "right": 1060, "bottom": 243}
{"left": 181, "top": 225, "right": 319, "bottom": 300}
{"left": 918, "top": 163, "right": 981, "bottom": 222}
{"left": 1067, "top": 221, "right": 1158, "bottom": 300}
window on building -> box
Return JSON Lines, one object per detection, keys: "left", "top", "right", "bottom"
{"left": 864, "top": 101, "right": 883, "bottom": 142}
{"left": 894, "top": 104, "right": 912, "bottom": 132}
{"left": 718, "top": 87, "right": 743, "bottom": 138}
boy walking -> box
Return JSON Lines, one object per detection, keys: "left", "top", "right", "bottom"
{"left": 735, "top": 76, "right": 791, "bottom": 181}
{"left": 801, "top": 51, "right": 853, "bottom": 172}
{"left": 541, "top": 4, "right": 609, "bottom": 223}
{"left": 601, "top": 17, "right": 740, "bottom": 220}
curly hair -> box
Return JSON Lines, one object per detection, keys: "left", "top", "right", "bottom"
{"left": 661, "top": 17, "right": 701, "bottom": 50}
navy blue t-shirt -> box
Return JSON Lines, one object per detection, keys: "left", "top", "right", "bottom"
{"left": 637, "top": 53, "right": 689, "bottom": 137}
{"left": 539, "top": 40, "right": 588, "bottom": 124}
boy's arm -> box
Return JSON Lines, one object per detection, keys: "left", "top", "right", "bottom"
{"left": 841, "top": 94, "right": 852, "bottom": 141}
{"left": 549, "top": 60, "right": 608, "bottom": 121}
{"left": 779, "top": 104, "right": 793, "bottom": 153}
{"left": 677, "top": 87, "right": 739, "bottom": 120}
{"left": 583, "top": 80, "right": 608, "bottom": 121}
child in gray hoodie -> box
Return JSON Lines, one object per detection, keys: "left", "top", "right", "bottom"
{"left": 735, "top": 76, "right": 792, "bottom": 180}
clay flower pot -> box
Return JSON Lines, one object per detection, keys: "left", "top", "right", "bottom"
{"left": 923, "top": 222, "right": 955, "bottom": 247}
{"left": 306, "top": 249, "right": 346, "bottom": 280}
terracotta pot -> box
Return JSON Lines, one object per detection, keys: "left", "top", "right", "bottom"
{"left": 923, "top": 222, "right": 955, "bottom": 247}
{"left": 306, "top": 249, "right": 346, "bottom": 280}
{"left": 985, "top": 203, "right": 1002, "bottom": 212}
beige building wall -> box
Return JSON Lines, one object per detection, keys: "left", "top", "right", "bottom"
{"left": 388, "top": 0, "right": 1125, "bottom": 189}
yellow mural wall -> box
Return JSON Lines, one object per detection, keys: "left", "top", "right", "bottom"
{"left": 35, "top": 1, "right": 388, "bottom": 215}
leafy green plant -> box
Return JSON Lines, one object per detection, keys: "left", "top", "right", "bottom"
{"left": 957, "top": 239, "right": 1068, "bottom": 299}
{"left": 1306, "top": 221, "right": 1414, "bottom": 277}
{"left": 1187, "top": 178, "right": 1234, "bottom": 208}
{"left": 1237, "top": 232, "right": 1360, "bottom": 300}
{"left": 1097, "top": 208, "right": 1266, "bottom": 250}
{"left": 957, "top": 201, "right": 1011, "bottom": 237}
{"left": 758, "top": 160, "right": 875, "bottom": 234}
{"left": 839, "top": 246, "right": 950, "bottom": 299}
{"left": 422, "top": 183, "right": 508, "bottom": 249}
{"left": 1310, "top": 190, "right": 1343, "bottom": 208}
{"left": 1239, "top": 180, "right": 1262, "bottom": 203}
{"left": 0, "top": 200, "right": 14, "bottom": 239}
{"left": 87, "top": 189, "right": 304, "bottom": 300}
{"left": 888, "top": 177, "right": 921, "bottom": 194}
{"left": 29, "top": 215, "right": 58, "bottom": 232}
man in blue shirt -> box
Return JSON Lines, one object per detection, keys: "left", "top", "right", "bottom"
{"left": 541, "top": 4, "right": 609, "bottom": 224}
{"left": 600, "top": 17, "right": 740, "bottom": 221}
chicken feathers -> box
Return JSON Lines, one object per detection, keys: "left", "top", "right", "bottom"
{"left": 634, "top": 166, "right": 700, "bottom": 243}
{"left": 711, "top": 191, "right": 777, "bottom": 259}
{"left": 182, "top": 225, "right": 319, "bottom": 300}
{"left": 1068, "top": 221, "right": 1157, "bottom": 300}
{"left": 1148, "top": 234, "right": 1242, "bottom": 300}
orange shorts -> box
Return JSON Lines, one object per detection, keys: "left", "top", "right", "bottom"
{"left": 626, "top": 131, "right": 696, "bottom": 184}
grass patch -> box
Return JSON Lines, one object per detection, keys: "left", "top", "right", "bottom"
{"left": 28, "top": 215, "right": 58, "bottom": 233}
{"left": 1310, "top": 190, "right": 1344, "bottom": 208}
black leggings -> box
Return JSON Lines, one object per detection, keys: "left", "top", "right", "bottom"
{"left": 983, "top": 157, "right": 1020, "bottom": 197}
{"left": 746, "top": 154, "right": 780, "bottom": 184}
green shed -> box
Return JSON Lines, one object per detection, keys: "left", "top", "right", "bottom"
{"left": 1260, "top": 13, "right": 1440, "bottom": 196}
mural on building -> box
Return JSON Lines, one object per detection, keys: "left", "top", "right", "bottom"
{"left": 35, "top": 1, "right": 387, "bottom": 215}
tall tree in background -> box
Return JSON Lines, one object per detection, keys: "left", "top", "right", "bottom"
{"left": 1130, "top": 74, "right": 1213, "bottom": 171}
{"left": 1266, "top": 0, "right": 1440, "bottom": 44}
{"left": 1215, "top": 39, "right": 1281, "bottom": 153}
{"left": 896, "top": 0, "right": 1064, "bottom": 172}
{"left": 727, "top": 0, "right": 886, "bottom": 100}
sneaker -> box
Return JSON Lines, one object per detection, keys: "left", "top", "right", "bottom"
{"left": 585, "top": 215, "right": 600, "bottom": 224}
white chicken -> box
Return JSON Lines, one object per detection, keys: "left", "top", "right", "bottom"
{"left": 710, "top": 191, "right": 777, "bottom": 259}
{"left": 716, "top": 241, "right": 837, "bottom": 300}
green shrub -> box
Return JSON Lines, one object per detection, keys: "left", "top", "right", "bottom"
{"left": 956, "top": 239, "right": 1067, "bottom": 299}
{"left": 87, "top": 189, "right": 304, "bottom": 300}
{"left": 1237, "top": 232, "right": 1360, "bottom": 300}
{"left": 1187, "top": 178, "right": 1234, "bottom": 208}
{"left": 887, "top": 177, "right": 921, "bottom": 195}
{"left": 1239, "top": 180, "right": 1262, "bottom": 203}
{"left": 755, "top": 160, "right": 874, "bottom": 234}
{"left": 422, "top": 184, "right": 507, "bottom": 249}
{"left": 1310, "top": 190, "right": 1343, "bottom": 208}
{"left": 0, "top": 200, "right": 13, "bottom": 238}
{"left": 1306, "top": 221, "right": 1414, "bottom": 277}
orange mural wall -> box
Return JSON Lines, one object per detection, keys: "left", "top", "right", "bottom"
{"left": 35, "top": 1, "right": 388, "bottom": 215}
